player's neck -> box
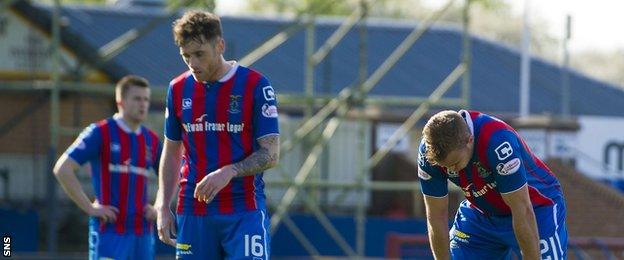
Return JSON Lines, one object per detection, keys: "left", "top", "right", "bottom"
{"left": 207, "top": 59, "right": 233, "bottom": 82}
{"left": 114, "top": 113, "right": 141, "bottom": 133}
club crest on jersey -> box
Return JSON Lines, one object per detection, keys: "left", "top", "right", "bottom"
{"left": 261, "top": 103, "right": 278, "bottom": 118}
{"left": 182, "top": 98, "right": 192, "bottom": 110}
{"left": 474, "top": 161, "right": 491, "bottom": 178}
{"left": 418, "top": 153, "right": 426, "bottom": 167}
{"left": 418, "top": 167, "right": 432, "bottom": 180}
{"left": 110, "top": 143, "right": 121, "bottom": 152}
{"left": 496, "top": 158, "right": 521, "bottom": 175}
{"left": 262, "top": 86, "right": 276, "bottom": 101}
{"left": 447, "top": 170, "right": 459, "bottom": 178}
{"left": 228, "top": 95, "right": 241, "bottom": 114}
{"left": 495, "top": 141, "right": 513, "bottom": 160}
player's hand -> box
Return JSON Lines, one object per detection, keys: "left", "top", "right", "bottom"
{"left": 193, "top": 165, "right": 237, "bottom": 203}
{"left": 156, "top": 207, "right": 177, "bottom": 247}
{"left": 143, "top": 204, "right": 157, "bottom": 222}
{"left": 88, "top": 201, "right": 119, "bottom": 223}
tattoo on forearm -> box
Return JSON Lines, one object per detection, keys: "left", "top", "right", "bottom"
{"left": 232, "top": 135, "right": 279, "bottom": 177}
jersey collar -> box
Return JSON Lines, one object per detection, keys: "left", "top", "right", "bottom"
{"left": 113, "top": 113, "right": 142, "bottom": 135}
{"left": 458, "top": 109, "right": 474, "bottom": 136}
{"left": 202, "top": 61, "right": 238, "bottom": 85}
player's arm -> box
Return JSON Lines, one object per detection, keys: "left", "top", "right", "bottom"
{"left": 193, "top": 135, "right": 279, "bottom": 203}
{"left": 154, "top": 138, "right": 183, "bottom": 246}
{"left": 53, "top": 154, "right": 118, "bottom": 222}
{"left": 488, "top": 130, "right": 539, "bottom": 259}
{"left": 424, "top": 195, "right": 450, "bottom": 260}
{"left": 501, "top": 185, "right": 540, "bottom": 260}
{"left": 231, "top": 134, "right": 279, "bottom": 177}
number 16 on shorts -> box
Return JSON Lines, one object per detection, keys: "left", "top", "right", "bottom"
{"left": 244, "top": 234, "right": 264, "bottom": 258}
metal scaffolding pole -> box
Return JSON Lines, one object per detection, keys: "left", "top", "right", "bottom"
{"left": 98, "top": 0, "right": 196, "bottom": 62}
{"left": 462, "top": 0, "right": 472, "bottom": 108}
{"left": 355, "top": 0, "right": 369, "bottom": 256}
{"left": 269, "top": 2, "right": 458, "bottom": 256}
{"left": 45, "top": 0, "right": 61, "bottom": 253}
{"left": 368, "top": 64, "right": 466, "bottom": 168}
{"left": 279, "top": 0, "right": 456, "bottom": 155}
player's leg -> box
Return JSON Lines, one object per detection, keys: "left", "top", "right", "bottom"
{"left": 88, "top": 223, "right": 131, "bottom": 260}
{"left": 176, "top": 214, "right": 223, "bottom": 260}
{"left": 449, "top": 201, "right": 512, "bottom": 260}
{"left": 219, "top": 209, "right": 271, "bottom": 260}
{"left": 533, "top": 200, "right": 568, "bottom": 260}
{"left": 133, "top": 231, "right": 155, "bottom": 260}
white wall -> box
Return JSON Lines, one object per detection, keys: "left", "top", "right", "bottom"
{"left": 576, "top": 116, "right": 624, "bottom": 180}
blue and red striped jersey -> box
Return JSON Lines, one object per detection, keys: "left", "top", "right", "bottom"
{"left": 65, "top": 115, "right": 162, "bottom": 234}
{"left": 164, "top": 63, "right": 279, "bottom": 215}
{"left": 418, "top": 110, "right": 563, "bottom": 216}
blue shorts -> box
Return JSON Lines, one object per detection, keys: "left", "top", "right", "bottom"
{"left": 176, "top": 209, "right": 271, "bottom": 260}
{"left": 450, "top": 199, "right": 567, "bottom": 260}
{"left": 88, "top": 219, "right": 155, "bottom": 260}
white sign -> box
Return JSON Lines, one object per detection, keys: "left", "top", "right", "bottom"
{"left": 577, "top": 116, "right": 624, "bottom": 179}
{"left": 517, "top": 129, "right": 546, "bottom": 159}
{"left": 375, "top": 123, "right": 409, "bottom": 153}
{"left": 517, "top": 129, "right": 576, "bottom": 161}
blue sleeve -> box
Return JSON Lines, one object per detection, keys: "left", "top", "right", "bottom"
{"left": 487, "top": 130, "right": 527, "bottom": 193}
{"left": 164, "top": 84, "right": 182, "bottom": 141}
{"left": 253, "top": 77, "right": 280, "bottom": 139}
{"left": 418, "top": 140, "right": 448, "bottom": 197}
{"left": 65, "top": 124, "right": 101, "bottom": 165}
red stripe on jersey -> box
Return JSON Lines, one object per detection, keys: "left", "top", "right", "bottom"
{"left": 177, "top": 163, "right": 190, "bottom": 213}
{"left": 215, "top": 77, "right": 235, "bottom": 214}
{"left": 171, "top": 75, "right": 188, "bottom": 214}
{"left": 115, "top": 126, "right": 131, "bottom": 234}
{"left": 97, "top": 120, "right": 111, "bottom": 232}
{"left": 527, "top": 185, "right": 554, "bottom": 207}
{"left": 215, "top": 78, "right": 236, "bottom": 214}
{"left": 134, "top": 132, "right": 147, "bottom": 235}
{"left": 517, "top": 136, "right": 556, "bottom": 179}
{"left": 476, "top": 120, "right": 513, "bottom": 168}
{"left": 471, "top": 163, "right": 511, "bottom": 214}
{"left": 241, "top": 71, "right": 261, "bottom": 210}
{"left": 191, "top": 81, "right": 209, "bottom": 215}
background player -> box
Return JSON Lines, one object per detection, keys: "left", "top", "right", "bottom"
{"left": 418, "top": 110, "right": 567, "bottom": 259}
{"left": 53, "top": 75, "right": 162, "bottom": 260}
{"left": 154, "top": 11, "right": 280, "bottom": 260}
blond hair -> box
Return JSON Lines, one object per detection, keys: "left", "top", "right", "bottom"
{"left": 172, "top": 11, "right": 222, "bottom": 46}
{"left": 422, "top": 110, "right": 470, "bottom": 165}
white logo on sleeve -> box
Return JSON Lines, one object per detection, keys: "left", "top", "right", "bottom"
{"left": 262, "top": 86, "right": 275, "bottom": 101}
{"left": 418, "top": 167, "right": 432, "bottom": 180}
{"left": 496, "top": 158, "right": 521, "bottom": 175}
{"left": 494, "top": 141, "right": 513, "bottom": 160}
{"left": 165, "top": 107, "right": 169, "bottom": 118}
{"left": 261, "top": 103, "right": 278, "bottom": 118}
{"left": 182, "top": 98, "right": 192, "bottom": 110}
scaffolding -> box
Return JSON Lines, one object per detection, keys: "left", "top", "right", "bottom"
{"left": 0, "top": 0, "right": 473, "bottom": 257}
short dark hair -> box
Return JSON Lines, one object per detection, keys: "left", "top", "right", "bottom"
{"left": 172, "top": 11, "right": 222, "bottom": 46}
{"left": 115, "top": 75, "right": 149, "bottom": 100}
{"left": 422, "top": 110, "right": 471, "bottom": 165}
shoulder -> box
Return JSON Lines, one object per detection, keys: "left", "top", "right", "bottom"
{"left": 169, "top": 71, "right": 192, "bottom": 90}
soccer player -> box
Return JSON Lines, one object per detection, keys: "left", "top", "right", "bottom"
{"left": 418, "top": 110, "right": 567, "bottom": 260}
{"left": 154, "top": 11, "right": 280, "bottom": 260}
{"left": 53, "top": 75, "right": 161, "bottom": 260}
